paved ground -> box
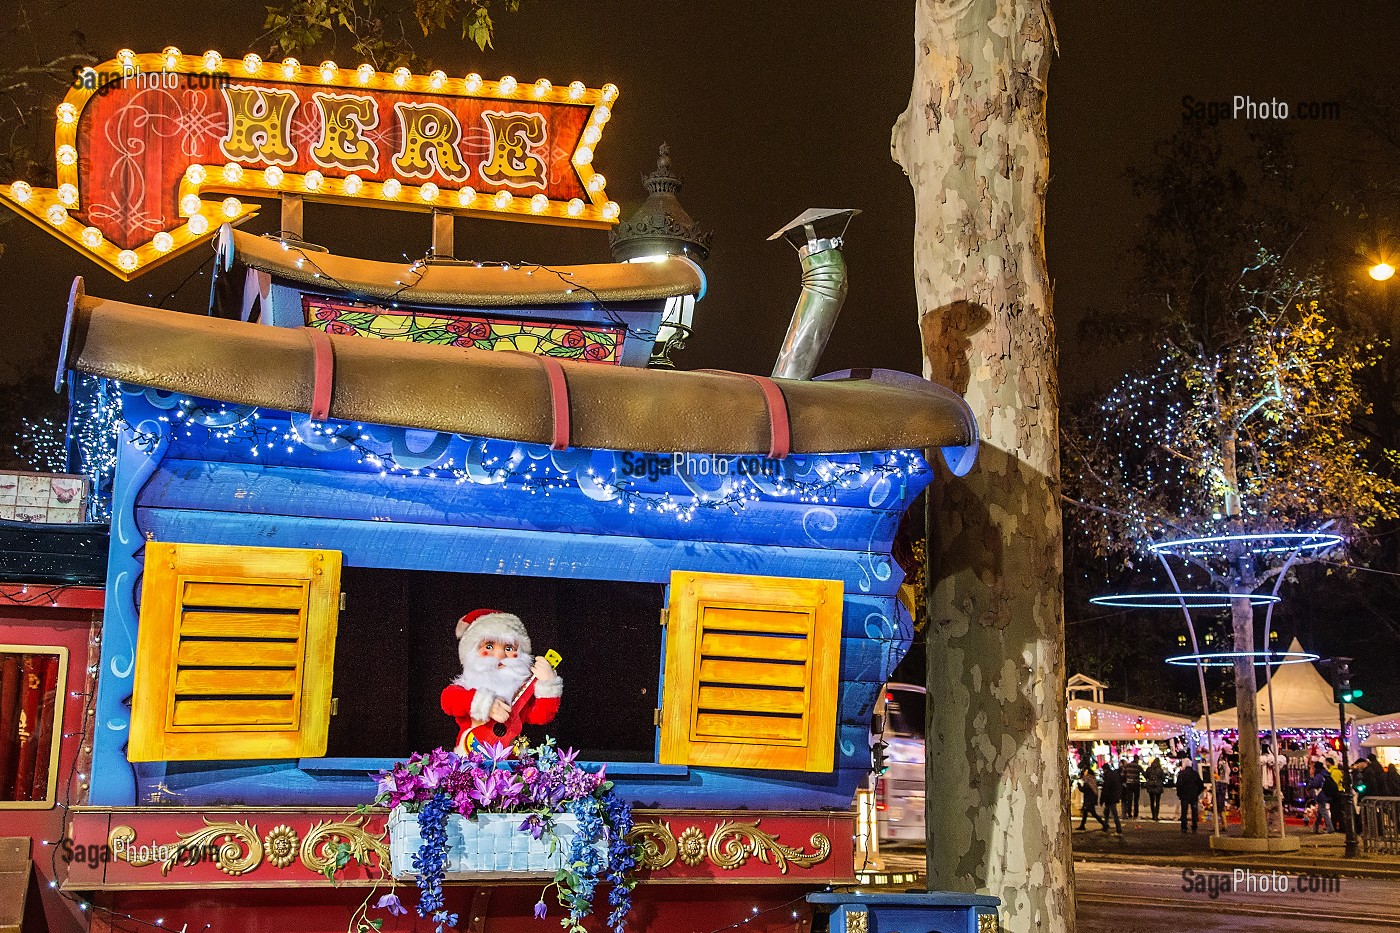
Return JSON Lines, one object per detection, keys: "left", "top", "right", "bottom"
{"left": 1076, "top": 861, "right": 1400, "bottom": 931}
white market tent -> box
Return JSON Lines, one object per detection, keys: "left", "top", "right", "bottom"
{"left": 1065, "top": 673, "right": 1193, "bottom": 741}
{"left": 1197, "top": 638, "right": 1375, "bottom": 732}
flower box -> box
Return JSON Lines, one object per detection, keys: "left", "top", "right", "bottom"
{"left": 388, "top": 808, "right": 577, "bottom": 878}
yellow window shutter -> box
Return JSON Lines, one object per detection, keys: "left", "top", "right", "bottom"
{"left": 659, "top": 570, "right": 842, "bottom": 772}
{"left": 128, "top": 541, "right": 342, "bottom": 762}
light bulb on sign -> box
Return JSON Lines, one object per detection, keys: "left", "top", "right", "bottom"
{"left": 343, "top": 174, "right": 363, "bottom": 195}
{"left": 80, "top": 226, "right": 103, "bottom": 249}
{"left": 530, "top": 194, "right": 549, "bottom": 213}
{"left": 57, "top": 184, "right": 78, "bottom": 206}
{"left": 187, "top": 214, "right": 209, "bottom": 235}
{"left": 567, "top": 198, "right": 584, "bottom": 218}
{"left": 457, "top": 186, "right": 476, "bottom": 206}
{"left": 464, "top": 73, "right": 483, "bottom": 92}
{"left": 57, "top": 145, "right": 77, "bottom": 166}
{"left": 9, "top": 181, "right": 31, "bottom": 203}
{"left": 304, "top": 170, "right": 324, "bottom": 191}
{"left": 117, "top": 250, "right": 139, "bottom": 272}
{"left": 533, "top": 78, "right": 551, "bottom": 98}
{"left": 429, "top": 70, "right": 447, "bottom": 90}
{"left": 568, "top": 81, "right": 585, "bottom": 101}
{"left": 202, "top": 50, "right": 222, "bottom": 72}
{"left": 57, "top": 103, "right": 78, "bottom": 125}
{"left": 264, "top": 165, "right": 284, "bottom": 187}
{"left": 493, "top": 190, "right": 513, "bottom": 210}
{"left": 574, "top": 147, "right": 593, "bottom": 165}
{"left": 153, "top": 232, "right": 174, "bottom": 253}
{"left": 420, "top": 182, "right": 439, "bottom": 202}
{"left": 162, "top": 47, "right": 181, "bottom": 70}
{"left": 592, "top": 106, "right": 611, "bottom": 126}
{"left": 320, "top": 61, "right": 337, "bottom": 82}
{"left": 222, "top": 197, "right": 242, "bottom": 218}
{"left": 498, "top": 75, "right": 517, "bottom": 95}
{"left": 393, "top": 67, "right": 410, "bottom": 88}
{"left": 583, "top": 126, "right": 601, "bottom": 146}
{"left": 117, "top": 49, "right": 136, "bottom": 67}
{"left": 184, "top": 164, "right": 206, "bottom": 185}
{"left": 281, "top": 58, "right": 300, "bottom": 79}
{"left": 382, "top": 178, "right": 401, "bottom": 199}
{"left": 180, "top": 194, "right": 202, "bottom": 215}
{"left": 601, "top": 83, "right": 618, "bottom": 102}
{"left": 223, "top": 162, "right": 243, "bottom": 183}
{"left": 356, "top": 64, "right": 374, "bottom": 84}
{"left": 587, "top": 174, "right": 606, "bottom": 193}
{"left": 602, "top": 201, "right": 620, "bottom": 221}
{"left": 46, "top": 204, "right": 68, "bottom": 226}
{"left": 242, "top": 53, "right": 262, "bottom": 74}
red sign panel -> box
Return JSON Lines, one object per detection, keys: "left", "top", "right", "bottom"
{"left": 0, "top": 50, "right": 620, "bottom": 279}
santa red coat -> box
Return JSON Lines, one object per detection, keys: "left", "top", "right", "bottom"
{"left": 441, "top": 682, "right": 561, "bottom": 752}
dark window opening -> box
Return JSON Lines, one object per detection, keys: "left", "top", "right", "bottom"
{"left": 326, "top": 568, "right": 664, "bottom": 763}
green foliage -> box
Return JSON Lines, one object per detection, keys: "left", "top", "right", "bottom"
{"left": 260, "top": 0, "right": 522, "bottom": 67}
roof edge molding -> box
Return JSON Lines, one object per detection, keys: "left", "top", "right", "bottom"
{"left": 60, "top": 278, "right": 979, "bottom": 459}
{"left": 213, "top": 225, "right": 704, "bottom": 308}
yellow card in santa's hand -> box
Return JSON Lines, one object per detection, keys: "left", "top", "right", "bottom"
{"left": 544, "top": 649, "right": 562, "bottom": 668}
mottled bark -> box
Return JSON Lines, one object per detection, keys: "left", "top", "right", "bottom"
{"left": 1231, "top": 584, "right": 1268, "bottom": 838}
{"left": 891, "top": 1, "right": 1071, "bottom": 931}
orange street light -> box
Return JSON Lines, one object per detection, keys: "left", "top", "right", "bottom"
{"left": 1372, "top": 262, "right": 1396, "bottom": 282}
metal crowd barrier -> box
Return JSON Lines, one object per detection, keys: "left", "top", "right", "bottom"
{"left": 1362, "top": 796, "right": 1400, "bottom": 855}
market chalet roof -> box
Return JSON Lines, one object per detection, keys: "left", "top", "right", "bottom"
{"left": 60, "top": 278, "right": 978, "bottom": 458}
{"left": 217, "top": 226, "right": 704, "bottom": 307}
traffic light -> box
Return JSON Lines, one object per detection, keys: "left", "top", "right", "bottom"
{"left": 1333, "top": 659, "right": 1363, "bottom": 703}
{"left": 872, "top": 741, "right": 890, "bottom": 776}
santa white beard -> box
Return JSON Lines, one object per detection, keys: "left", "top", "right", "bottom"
{"left": 454, "top": 652, "right": 534, "bottom": 723}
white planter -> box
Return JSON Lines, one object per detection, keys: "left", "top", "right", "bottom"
{"left": 387, "top": 808, "right": 578, "bottom": 878}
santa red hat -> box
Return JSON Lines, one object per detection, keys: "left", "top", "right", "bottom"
{"left": 455, "top": 609, "right": 531, "bottom": 655}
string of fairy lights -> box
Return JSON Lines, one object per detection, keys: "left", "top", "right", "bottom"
{"left": 67, "top": 383, "right": 927, "bottom": 521}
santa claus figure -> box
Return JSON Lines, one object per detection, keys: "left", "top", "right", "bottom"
{"left": 441, "top": 609, "right": 562, "bottom": 754}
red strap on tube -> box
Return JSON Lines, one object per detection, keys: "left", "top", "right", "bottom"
{"left": 537, "top": 356, "right": 571, "bottom": 451}
{"left": 307, "top": 328, "right": 335, "bottom": 421}
{"left": 699, "top": 370, "right": 792, "bottom": 459}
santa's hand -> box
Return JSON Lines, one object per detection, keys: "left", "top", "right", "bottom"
{"left": 532, "top": 656, "right": 559, "bottom": 683}
{"left": 489, "top": 697, "right": 512, "bottom": 723}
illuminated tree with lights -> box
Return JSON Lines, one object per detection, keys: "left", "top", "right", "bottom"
{"left": 1065, "top": 250, "right": 1400, "bottom": 839}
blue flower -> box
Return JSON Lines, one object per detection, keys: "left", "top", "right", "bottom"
{"left": 534, "top": 900, "right": 549, "bottom": 920}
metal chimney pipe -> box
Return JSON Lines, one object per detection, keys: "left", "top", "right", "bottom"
{"left": 770, "top": 208, "right": 860, "bottom": 380}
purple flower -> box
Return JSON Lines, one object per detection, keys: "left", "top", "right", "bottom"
{"left": 519, "top": 814, "right": 546, "bottom": 840}
{"left": 534, "top": 900, "right": 549, "bottom": 920}
{"left": 376, "top": 893, "right": 408, "bottom": 916}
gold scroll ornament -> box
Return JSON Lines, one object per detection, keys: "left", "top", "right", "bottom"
{"left": 108, "top": 815, "right": 388, "bottom": 877}
{"left": 624, "top": 820, "right": 830, "bottom": 874}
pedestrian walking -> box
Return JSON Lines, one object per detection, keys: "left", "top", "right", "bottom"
{"left": 1078, "top": 766, "right": 1108, "bottom": 832}
{"left": 1214, "top": 755, "right": 1232, "bottom": 819}
{"left": 1176, "top": 760, "right": 1204, "bottom": 833}
{"left": 1145, "top": 757, "right": 1165, "bottom": 821}
{"left": 1122, "top": 754, "right": 1143, "bottom": 819}
{"left": 1101, "top": 762, "right": 1124, "bottom": 834}
{"left": 1307, "top": 761, "right": 1336, "bottom": 834}
{"left": 1384, "top": 763, "right": 1400, "bottom": 797}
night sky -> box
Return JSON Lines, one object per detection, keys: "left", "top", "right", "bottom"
{"left": 3, "top": 2, "right": 1400, "bottom": 704}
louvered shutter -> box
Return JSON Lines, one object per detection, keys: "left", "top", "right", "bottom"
{"left": 128, "top": 541, "right": 341, "bottom": 762}
{"left": 659, "top": 570, "right": 842, "bottom": 772}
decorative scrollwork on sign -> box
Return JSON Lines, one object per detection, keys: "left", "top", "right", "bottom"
{"left": 706, "top": 820, "right": 831, "bottom": 874}
{"left": 110, "top": 820, "right": 263, "bottom": 876}
{"left": 843, "top": 910, "right": 868, "bottom": 933}
{"left": 977, "top": 914, "right": 999, "bottom": 933}
{"left": 626, "top": 821, "right": 677, "bottom": 870}
{"left": 300, "top": 815, "right": 389, "bottom": 876}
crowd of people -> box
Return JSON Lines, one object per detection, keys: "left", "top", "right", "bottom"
{"left": 1075, "top": 744, "right": 1400, "bottom": 836}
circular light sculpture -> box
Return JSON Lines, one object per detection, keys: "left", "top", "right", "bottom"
{"left": 1089, "top": 592, "right": 1282, "bottom": 609}
{"left": 1165, "top": 650, "right": 1320, "bottom": 668}
{"left": 1149, "top": 531, "right": 1344, "bottom": 559}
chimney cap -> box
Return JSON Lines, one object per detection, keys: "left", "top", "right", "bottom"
{"left": 768, "top": 208, "right": 860, "bottom": 249}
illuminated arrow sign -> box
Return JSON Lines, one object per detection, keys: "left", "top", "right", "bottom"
{"left": 0, "top": 48, "right": 619, "bottom": 280}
